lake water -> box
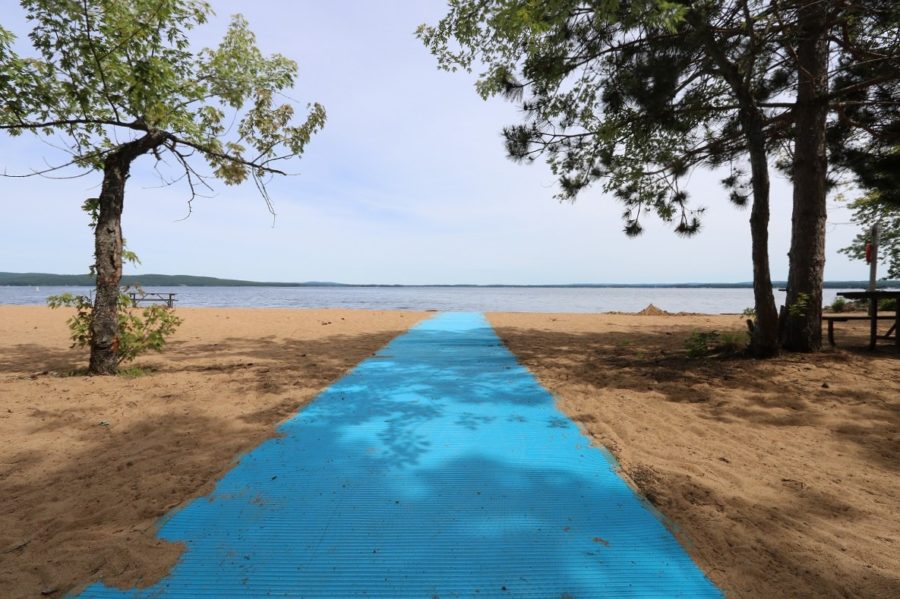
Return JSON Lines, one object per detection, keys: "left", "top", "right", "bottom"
{"left": 0, "top": 285, "right": 854, "bottom": 314}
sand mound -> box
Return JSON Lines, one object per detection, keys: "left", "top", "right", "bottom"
{"left": 636, "top": 303, "right": 670, "bottom": 316}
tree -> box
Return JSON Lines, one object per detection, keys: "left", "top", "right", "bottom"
{"left": 419, "top": 1, "right": 798, "bottom": 357}
{"left": 420, "top": 0, "right": 900, "bottom": 354}
{"left": 837, "top": 134, "right": 899, "bottom": 281}
{"left": 826, "top": 0, "right": 900, "bottom": 212}
{"left": 840, "top": 194, "right": 900, "bottom": 280}
{"left": 777, "top": 0, "right": 830, "bottom": 351}
{"left": 0, "top": 0, "right": 325, "bottom": 373}
{"left": 830, "top": 2, "right": 900, "bottom": 281}
{"left": 779, "top": 0, "right": 899, "bottom": 350}
{"left": 831, "top": 126, "right": 900, "bottom": 211}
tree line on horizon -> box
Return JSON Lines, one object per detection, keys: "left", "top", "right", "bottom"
{"left": 420, "top": 0, "right": 898, "bottom": 357}
{"left": 2, "top": 271, "right": 899, "bottom": 289}
{"left": 1, "top": 0, "right": 897, "bottom": 371}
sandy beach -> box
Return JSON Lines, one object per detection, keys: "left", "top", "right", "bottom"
{"left": 1, "top": 306, "right": 898, "bottom": 597}
{"left": 0, "top": 306, "right": 428, "bottom": 597}
{"left": 488, "top": 312, "right": 900, "bottom": 598}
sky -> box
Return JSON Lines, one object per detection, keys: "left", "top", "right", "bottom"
{"left": 0, "top": 0, "right": 867, "bottom": 285}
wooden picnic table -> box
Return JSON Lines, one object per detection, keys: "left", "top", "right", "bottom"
{"left": 835, "top": 290, "right": 900, "bottom": 350}
{"left": 128, "top": 291, "right": 177, "bottom": 308}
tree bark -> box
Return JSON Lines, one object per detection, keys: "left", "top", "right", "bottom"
{"left": 780, "top": 2, "right": 830, "bottom": 352}
{"left": 89, "top": 131, "right": 166, "bottom": 374}
{"left": 744, "top": 114, "right": 780, "bottom": 357}
{"left": 89, "top": 153, "right": 129, "bottom": 374}
{"left": 688, "top": 10, "right": 779, "bottom": 357}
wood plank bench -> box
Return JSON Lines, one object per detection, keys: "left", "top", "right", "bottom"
{"left": 823, "top": 314, "right": 896, "bottom": 346}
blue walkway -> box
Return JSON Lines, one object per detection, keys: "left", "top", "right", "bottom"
{"left": 79, "top": 313, "right": 721, "bottom": 598}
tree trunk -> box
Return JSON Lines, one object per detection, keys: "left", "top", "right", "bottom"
{"left": 689, "top": 10, "right": 779, "bottom": 357}
{"left": 88, "top": 131, "right": 166, "bottom": 374}
{"left": 89, "top": 153, "right": 130, "bottom": 374}
{"left": 744, "top": 114, "right": 779, "bottom": 358}
{"left": 781, "top": 2, "right": 830, "bottom": 352}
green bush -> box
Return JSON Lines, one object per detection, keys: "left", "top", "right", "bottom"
{"left": 788, "top": 292, "right": 810, "bottom": 317}
{"left": 47, "top": 289, "right": 182, "bottom": 366}
{"left": 685, "top": 329, "right": 748, "bottom": 358}
{"left": 685, "top": 331, "right": 719, "bottom": 358}
{"left": 716, "top": 330, "right": 749, "bottom": 354}
{"left": 831, "top": 297, "right": 847, "bottom": 313}
{"left": 879, "top": 297, "right": 897, "bottom": 311}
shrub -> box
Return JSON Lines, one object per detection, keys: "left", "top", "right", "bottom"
{"left": 685, "top": 329, "right": 748, "bottom": 358}
{"left": 716, "top": 330, "right": 749, "bottom": 355}
{"left": 47, "top": 289, "right": 182, "bottom": 367}
{"left": 685, "top": 331, "right": 719, "bottom": 358}
{"left": 879, "top": 297, "right": 897, "bottom": 311}
{"left": 831, "top": 297, "right": 847, "bottom": 313}
{"left": 788, "top": 292, "right": 810, "bottom": 317}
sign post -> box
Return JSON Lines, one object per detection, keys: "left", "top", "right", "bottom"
{"left": 868, "top": 223, "right": 880, "bottom": 292}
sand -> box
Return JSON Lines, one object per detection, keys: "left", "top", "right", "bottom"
{"left": 1, "top": 306, "right": 898, "bottom": 598}
{"left": 0, "top": 306, "right": 427, "bottom": 598}
{"left": 487, "top": 312, "right": 900, "bottom": 598}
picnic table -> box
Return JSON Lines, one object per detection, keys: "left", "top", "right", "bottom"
{"left": 832, "top": 290, "right": 900, "bottom": 350}
{"left": 128, "top": 291, "right": 177, "bottom": 308}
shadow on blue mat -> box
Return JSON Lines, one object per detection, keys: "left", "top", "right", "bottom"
{"left": 78, "top": 312, "right": 721, "bottom": 598}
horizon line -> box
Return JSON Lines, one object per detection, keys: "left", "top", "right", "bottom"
{"left": 2, "top": 271, "right": 898, "bottom": 288}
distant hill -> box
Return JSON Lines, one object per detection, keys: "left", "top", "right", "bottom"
{"left": 2, "top": 272, "right": 898, "bottom": 288}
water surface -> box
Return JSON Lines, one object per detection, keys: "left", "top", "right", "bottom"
{"left": 0, "top": 285, "right": 852, "bottom": 314}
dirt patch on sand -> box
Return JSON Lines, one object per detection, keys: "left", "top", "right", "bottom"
{"left": 0, "top": 306, "right": 427, "bottom": 598}
{"left": 488, "top": 312, "right": 900, "bottom": 598}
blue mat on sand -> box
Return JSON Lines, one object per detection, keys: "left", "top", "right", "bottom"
{"left": 77, "top": 312, "right": 721, "bottom": 598}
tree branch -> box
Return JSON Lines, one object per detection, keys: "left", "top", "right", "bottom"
{"left": 167, "top": 135, "right": 288, "bottom": 175}
{"left": 0, "top": 118, "right": 147, "bottom": 132}
{"left": 81, "top": 0, "right": 121, "bottom": 122}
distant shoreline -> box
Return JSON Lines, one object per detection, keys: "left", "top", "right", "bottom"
{"left": 2, "top": 272, "right": 898, "bottom": 289}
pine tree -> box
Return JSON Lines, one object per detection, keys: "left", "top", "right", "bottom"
{"left": 420, "top": 0, "right": 900, "bottom": 354}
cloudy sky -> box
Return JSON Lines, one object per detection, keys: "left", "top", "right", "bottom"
{"left": 1, "top": 0, "right": 865, "bottom": 284}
